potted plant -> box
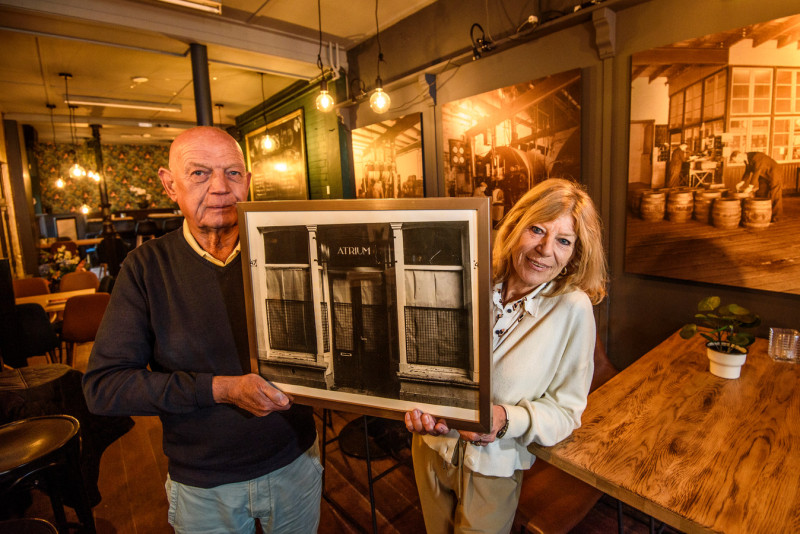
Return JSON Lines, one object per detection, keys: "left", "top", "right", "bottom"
{"left": 680, "top": 296, "right": 761, "bottom": 379}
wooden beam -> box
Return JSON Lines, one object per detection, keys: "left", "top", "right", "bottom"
{"left": 464, "top": 70, "right": 579, "bottom": 138}
{"left": 632, "top": 47, "right": 728, "bottom": 65}
{"left": 751, "top": 17, "right": 800, "bottom": 48}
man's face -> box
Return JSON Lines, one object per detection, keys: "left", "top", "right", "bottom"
{"left": 159, "top": 128, "right": 251, "bottom": 234}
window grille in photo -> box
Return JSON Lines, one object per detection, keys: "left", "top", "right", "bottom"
{"left": 321, "top": 302, "right": 330, "bottom": 352}
{"left": 405, "top": 306, "right": 468, "bottom": 369}
{"left": 333, "top": 302, "right": 353, "bottom": 352}
{"left": 362, "top": 304, "right": 388, "bottom": 353}
{"left": 266, "top": 298, "right": 316, "bottom": 353}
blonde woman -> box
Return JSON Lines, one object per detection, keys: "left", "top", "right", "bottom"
{"left": 406, "top": 178, "right": 607, "bottom": 534}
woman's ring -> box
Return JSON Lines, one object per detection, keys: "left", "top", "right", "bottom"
{"left": 471, "top": 440, "right": 481, "bottom": 446}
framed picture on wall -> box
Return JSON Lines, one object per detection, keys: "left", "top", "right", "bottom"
{"left": 244, "top": 109, "right": 309, "bottom": 201}
{"left": 351, "top": 113, "right": 424, "bottom": 199}
{"left": 237, "top": 198, "right": 492, "bottom": 432}
{"left": 625, "top": 13, "right": 800, "bottom": 295}
{"left": 441, "top": 69, "right": 581, "bottom": 228}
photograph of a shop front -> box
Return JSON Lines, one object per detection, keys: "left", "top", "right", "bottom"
{"left": 241, "top": 205, "right": 487, "bottom": 422}
{"left": 352, "top": 113, "right": 424, "bottom": 199}
{"left": 442, "top": 69, "right": 581, "bottom": 227}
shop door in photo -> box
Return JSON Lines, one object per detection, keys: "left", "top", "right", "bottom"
{"left": 330, "top": 272, "right": 393, "bottom": 395}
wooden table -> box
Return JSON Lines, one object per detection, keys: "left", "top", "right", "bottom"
{"left": 529, "top": 331, "right": 800, "bottom": 534}
{"left": 15, "top": 288, "right": 96, "bottom": 314}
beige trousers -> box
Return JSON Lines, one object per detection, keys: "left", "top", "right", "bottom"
{"left": 412, "top": 434, "right": 523, "bottom": 534}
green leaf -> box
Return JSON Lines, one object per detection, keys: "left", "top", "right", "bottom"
{"left": 698, "top": 296, "right": 720, "bottom": 312}
{"left": 730, "top": 332, "right": 755, "bottom": 347}
{"left": 680, "top": 324, "right": 697, "bottom": 339}
{"left": 727, "top": 304, "right": 750, "bottom": 316}
{"left": 699, "top": 332, "right": 715, "bottom": 344}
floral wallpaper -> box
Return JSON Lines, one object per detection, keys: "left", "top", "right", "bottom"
{"left": 35, "top": 142, "right": 175, "bottom": 214}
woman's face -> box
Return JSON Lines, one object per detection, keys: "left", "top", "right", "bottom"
{"left": 507, "top": 212, "right": 577, "bottom": 298}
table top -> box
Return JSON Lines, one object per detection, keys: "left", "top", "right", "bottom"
{"left": 529, "top": 330, "right": 800, "bottom": 534}
{"left": 147, "top": 212, "right": 182, "bottom": 219}
{"left": 15, "top": 288, "right": 96, "bottom": 313}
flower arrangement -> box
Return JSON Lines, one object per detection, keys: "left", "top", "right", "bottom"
{"left": 40, "top": 245, "right": 87, "bottom": 290}
{"left": 130, "top": 186, "right": 152, "bottom": 208}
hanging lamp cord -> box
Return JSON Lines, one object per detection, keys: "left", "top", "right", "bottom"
{"left": 375, "top": 0, "right": 383, "bottom": 83}
{"left": 316, "top": 0, "right": 324, "bottom": 73}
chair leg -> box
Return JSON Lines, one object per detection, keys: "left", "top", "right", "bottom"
{"left": 65, "top": 342, "right": 75, "bottom": 367}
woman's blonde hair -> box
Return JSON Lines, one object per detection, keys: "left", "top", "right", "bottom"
{"left": 492, "top": 178, "right": 607, "bottom": 304}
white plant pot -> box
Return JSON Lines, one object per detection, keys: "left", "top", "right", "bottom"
{"left": 707, "top": 343, "right": 747, "bottom": 379}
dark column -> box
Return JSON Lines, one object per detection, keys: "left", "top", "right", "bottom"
{"left": 190, "top": 43, "right": 213, "bottom": 126}
{"left": 2, "top": 120, "right": 38, "bottom": 275}
{"left": 89, "top": 125, "right": 122, "bottom": 277}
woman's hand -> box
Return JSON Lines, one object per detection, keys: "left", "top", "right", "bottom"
{"left": 458, "top": 405, "right": 508, "bottom": 447}
{"left": 404, "top": 409, "right": 450, "bottom": 436}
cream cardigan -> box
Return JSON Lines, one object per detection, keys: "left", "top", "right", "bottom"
{"left": 420, "top": 287, "right": 596, "bottom": 477}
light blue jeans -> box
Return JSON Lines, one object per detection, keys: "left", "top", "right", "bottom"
{"left": 165, "top": 441, "right": 323, "bottom": 534}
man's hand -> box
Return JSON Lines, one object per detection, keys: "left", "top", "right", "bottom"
{"left": 457, "top": 405, "right": 507, "bottom": 447}
{"left": 212, "top": 374, "right": 291, "bottom": 416}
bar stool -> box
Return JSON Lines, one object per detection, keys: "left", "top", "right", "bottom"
{"left": 0, "top": 518, "right": 58, "bottom": 533}
{"left": 0, "top": 415, "right": 96, "bottom": 533}
{"left": 134, "top": 220, "right": 159, "bottom": 247}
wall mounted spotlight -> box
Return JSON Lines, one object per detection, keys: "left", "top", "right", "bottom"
{"left": 470, "top": 23, "right": 494, "bottom": 60}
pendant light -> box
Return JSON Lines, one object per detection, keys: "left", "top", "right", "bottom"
{"left": 369, "top": 0, "right": 391, "bottom": 114}
{"left": 314, "top": 0, "right": 334, "bottom": 112}
{"left": 60, "top": 73, "right": 87, "bottom": 178}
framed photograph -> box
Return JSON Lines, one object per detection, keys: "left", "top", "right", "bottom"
{"left": 625, "top": 14, "right": 800, "bottom": 295}
{"left": 238, "top": 198, "right": 492, "bottom": 431}
{"left": 441, "top": 69, "right": 581, "bottom": 228}
{"left": 244, "top": 109, "right": 309, "bottom": 201}
{"left": 352, "top": 113, "right": 424, "bottom": 199}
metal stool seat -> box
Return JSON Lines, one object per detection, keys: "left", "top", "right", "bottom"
{"left": 0, "top": 518, "right": 58, "bottom": 533}
{"left": 0, "top": 415, "right": 96, "bottom": 533}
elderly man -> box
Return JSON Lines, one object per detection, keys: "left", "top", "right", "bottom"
{"left": 731, "top": 150, "right": 783, "bottom": 222}
{"left": 83, "top": 127, "right": 321, "bottom": 533}
{"left": 667, "top": 143, "right": 689, "bottom": 188}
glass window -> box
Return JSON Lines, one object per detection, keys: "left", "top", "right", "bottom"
{"left": 669, "top": 92, "right": 684, "bottom": 129}
{"left": 775, "top": 69, "right": 800, "bottom": 114}
{"left": 685, "top": 82, "right": 703, "bottom": 125}
{"left": 728, "top": 117, "right": 771, "bottom": 154}
{"left": 731, "top": 68, "right": 773, "bottom": 115}
{"left": 263, "top": 226, "right": 309, "bottom": 264}
{"left": 703, "top": 71, "right": 727, "bottom": 120}
{"left": 772, "top": 117, "right": 800, "bottom": 162}
{"left": 403, "top": 222, "right": 466, "bottom": 266}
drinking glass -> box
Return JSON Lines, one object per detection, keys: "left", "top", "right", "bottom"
{"left": 768, "top": 328, "right": 799, "bottom": 363}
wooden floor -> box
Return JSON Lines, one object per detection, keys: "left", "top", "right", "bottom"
{"left": 625, "top": 192, "right": 800, "bottom": 294}
{"left": 17, "top": 344, "right": 681, "bottom": 534}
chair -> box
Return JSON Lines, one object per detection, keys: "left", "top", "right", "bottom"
{"left": 96, "top": 235, "right": 131, "bottom": 278}
{"left": 0, "top": 415, "right": 96, "bottom": 533}
{"left": 13, "top": 304, "right": 61, "bottom": 366}
{"left": 12, "top": 278, "right": 50, "bottom": 298}
{"left": 135, "top": 220, "right": 160, "bottom": 247}
{"left": 161, "top": 216, "right": 183, "bottom": 234}
{"left": 97, "top": 275, "right": 116, "bottom": 294}
{"left": 58, "top": 271, "right": 99, "bottom": 292}
{"left": 59, "top": 293, "right": 110, "bottom": 367}
{"left": 513, "top": 334, "right": 619, "bottom": 534}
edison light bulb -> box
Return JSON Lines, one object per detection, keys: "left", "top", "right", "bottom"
{"left": 55, "top": 178, "right": 65, "bottom": 188}
{"left": 69, "top": 163, "right": 86, "bottom": 178}
{"left": 88, "top": 170, "right": 101, "bottom": 182}
{"left": 369, "top": 88, "right": 391, "bottom": 114}
{"left": 316, "top": 89, "right": 334, "bottom": 112}
{"left": 81, "top": 204, "right": 90, "bottom": 214}
{"left": 262, "top": 135, "right": 275, "bottom": 151}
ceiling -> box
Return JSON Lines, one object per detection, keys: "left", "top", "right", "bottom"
{"left": 0, "top": 0, "right": 436, "bottom": 145}
{"left": 631, "top": 13, "right": 800, "bottom": 83}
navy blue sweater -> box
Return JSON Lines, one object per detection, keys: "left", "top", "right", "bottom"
{"left": 82, "top": 230, "right": 316, "bottom": 488}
